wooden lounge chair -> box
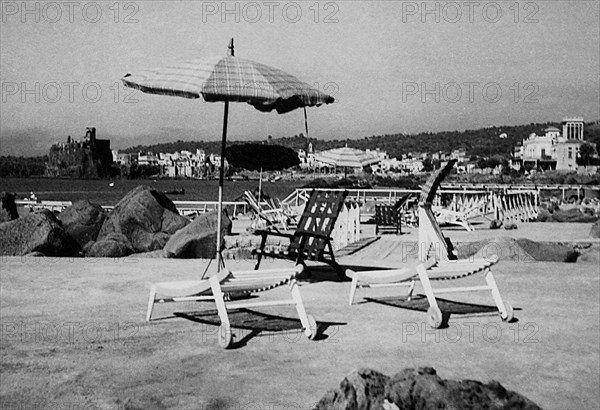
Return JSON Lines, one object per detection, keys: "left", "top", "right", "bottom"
{"left": 252, "top": 190, "right": 349, "bottom": 279}
{"left": 374, "top": 195, "right": 414, "bottom": 235}
{"left": 243, "top": 190, "right": 290, "bottom": 231}
{"left": 210, "top": 265, "right": 317, "bottom": 348}
{"left": 146, "top": 265, "right": 317, "bottom": 348}
{"left": 146, "top": 269, "right": 229, "bottom": 322}
{"left": 347, "top": 161, "right": 513, "bottom": 328}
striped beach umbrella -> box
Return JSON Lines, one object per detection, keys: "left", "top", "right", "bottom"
{"left": 122, "top": 39, "right": 334, "bottom": 272}
{"left": 314, "top": 146, "right": 380, "bottom": 178}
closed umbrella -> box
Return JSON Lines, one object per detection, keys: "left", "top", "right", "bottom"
{"left": 314, "top": 145, "right": 379, "bottom": 179}
{"left": 122, "top": 39, "right": 333, "bottom": 272}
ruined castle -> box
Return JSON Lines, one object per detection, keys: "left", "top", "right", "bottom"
{"left": 46, "top": 128, "right": 113, "bottom": 178}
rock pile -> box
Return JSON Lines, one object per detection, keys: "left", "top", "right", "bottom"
{"left": 0, "top": 209, "right": 80, "bottom": 257}
{"left": 314, "top": 367, "right": 542, "bottom": 410}
{"left": 78, "top": 186, "right": 187, "bottom": 257}
{"left": 0, "top": 185, "right": 231, "bottom": 259}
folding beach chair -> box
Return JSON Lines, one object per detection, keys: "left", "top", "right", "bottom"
{"left": 243, "top": 190, "right": 290, "bottom": 231}
{"left": 347, "top": 161, "right": 513, "bottom": 328}
{"left": 146, "top": 265, "right": 317, "bottom": 348}
{"left": 252, "top": 190, "right": 349, "bottom": 279}
{"left": 374, "top": 195, "right": 413, "bottom": 235}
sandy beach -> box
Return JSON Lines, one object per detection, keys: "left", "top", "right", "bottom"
{"left": 1, "top": 222, "right": 599, "bottom": 409}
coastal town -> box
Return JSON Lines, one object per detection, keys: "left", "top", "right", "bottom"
{"left": 38, "top": 116, "right": 599, "bottom": 181}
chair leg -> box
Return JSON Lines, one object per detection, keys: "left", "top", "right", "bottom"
{"left": 416, "top": 263, "right": 444, "bottom": 328}
{"left": 146, "top": 285, "right": 157, "bottom": 322}
{"left": 254, "top": 252, "right": 263, "bottom": 270}
{"left": 254, "top": 234, "right": 268, "bottom": 270}
{"left": 485, "top": 269, "right": 509, "bottom": 318}
{"left": 210, "top": 275, "right": 233, "bottom": 348}
{"left": 348, "top": 273, "right": 359, "bottom": 305}
{"left": 406, "top": 280, "right": 415, "bottom": 301}
{"left": 290, "top": 279, "right": 315, "bottom": 339}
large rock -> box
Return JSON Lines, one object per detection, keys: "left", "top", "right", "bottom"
{"left": 86, "top": 233, "right": 134, "bottom": 258}
{"left": 385, "top": 367, "right": 542, "bottom": 409}
{"left": 58, "top": 200, "right": 107, "bottom": 248}
{"left": 0, "top": 209, "right": 80, "bottom": 256}
{"left": 164, "top": 210, "right": 232, "bottom": 258}
{"left": 589, "top": 220, "right": 600, "bottom": 239}
{"left": 549, "top": 208, "right": 597, "bottom": 223}
{"left": 1, "top": 192, "right": 19, "bottom": 222}
{"left": 314, "top": 367, "right": 542, "bottom": 410}
{"left": 97, "top": 186, "right": 189, "bottom": 253}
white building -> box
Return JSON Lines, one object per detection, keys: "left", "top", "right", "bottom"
{"left": 513, "top": 117, "right": 594, "bottom": 171}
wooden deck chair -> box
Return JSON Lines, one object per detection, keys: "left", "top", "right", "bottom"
{"left": 244, "top": 190, "right": 289, "bottom": 231}
{"left": 347, "top": 161, "right": 513, "bottom": 328}
{"left": 210, "top": 265, "right": 317, "bottom": 348}
{"left": 418, "top": 160, "right": 513, "bottom": 326}
{"left": 146, "top": 265, "right": 317, "bottom": 349}
{"left": 252, "top": 190, "right": 349, "bottom": 279}
{"left": 374, "top": 195, "right": 413, "bottom": 235}
{"left": 347, "top": 258, "right": 437, "bottom": 305}
{"left": 146, "top": 269, "right": 229, "bottom": 322}
{"left": 433, "top": 206, "right": 476, "bottom": 232}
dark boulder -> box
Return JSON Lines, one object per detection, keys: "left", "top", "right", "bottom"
{"left": 58, "top": 200, "right": 107, "bottom": 248}
{"left": 1, "top": 192, "right": 19, "bottom": 222}
{"left": 385, "top": 367, "right": 542, "bottom": 410}
{"left": 86, "top": 233, "right": 134, "bottom": 258}
{"left": 163, "top": 210, "right": 232, "bottom": 258}
{"left": 314, "top": 367, "right": 542, "bottom": 410}
{"left": 314, "top": 368, "right": 389, "bottom": 410}
{"left": 97, "top": 186, "right": 189, "bottom": 253}
{"left": 0, "top": 209, "right": 80, "bottom": 256}
{"left": 549, "top": 208, "right": 597, "bottom": 223}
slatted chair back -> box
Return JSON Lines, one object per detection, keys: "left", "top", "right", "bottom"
{"left": 375, "top": 204, "right": 400, "bottom": 234}
{"left": 419, "top": 160, "right": 458, "bottom": 261}
{"left": 289, "top": 190, "right": 348, "bottom": 259}
{"left": 419, "top": 159, "right": 457, "bottom": 206}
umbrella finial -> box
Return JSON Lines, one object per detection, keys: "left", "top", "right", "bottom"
{"left": 228, "top": 38, "right": 235, "bottom": 56}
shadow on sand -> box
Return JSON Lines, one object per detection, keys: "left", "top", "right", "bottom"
{"left": 173, "top": 308, "right": 346, "bottom": 349}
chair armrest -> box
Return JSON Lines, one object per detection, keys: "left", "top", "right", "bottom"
{"left": 254, "top": 230, "right": 295, "bottom": 240}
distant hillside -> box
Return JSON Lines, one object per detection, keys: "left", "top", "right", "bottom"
{"left": 124, "top": 121, "right": 600, "bottom": 159}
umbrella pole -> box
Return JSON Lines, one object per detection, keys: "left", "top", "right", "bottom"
{"left": 211, "top": 100, "right": 229, "bottom": 276}
{"left": 258, "top": 167, "right": 262, "bottom": 208}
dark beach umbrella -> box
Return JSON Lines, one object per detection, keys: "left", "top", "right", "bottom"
{"left": 121, "top": 38, "right": 334, "bottom": 271}
{"left": 224, "top": 143, "right": 299, "bottom": 171}
{"left": 225, "top": 143, "right": 300, "bottom": 204}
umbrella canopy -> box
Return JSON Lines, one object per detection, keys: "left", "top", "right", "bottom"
{"left": 314, "top": 146, "right": 380, "bottom": 169}
{"left": 122, "top": 53, "right": 333, "bottom": 113}
{"left": 121, "top": 39, "right": 333, "bottom": 272}
{"left": 224, "top": 144, "right": 299, "bottom": 172}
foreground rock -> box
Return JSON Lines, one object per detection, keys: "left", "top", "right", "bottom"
{"left": 314, "top": 367, "right": 542, "bottom": 410}
{"left": 58, "top": 200, "right": 107, "bottom": 248}
{"left": 164, "top": 210, "right": 231, "bottom": 258}
{"left": 0, "top": 210, "right": 80, "bottom": 256}
{"left": 96, "top": 186, "right": 189, "bottom": 253}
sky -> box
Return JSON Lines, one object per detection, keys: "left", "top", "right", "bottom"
{"left": 1, "top": 0, "right": 599, "bottom": 156}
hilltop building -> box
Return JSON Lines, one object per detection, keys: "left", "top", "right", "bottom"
{"left": 512, "top": 117, "right": 595, "bottom": 172}
{"left": 46, "top": 128, "right": 113, "bottom": 178}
